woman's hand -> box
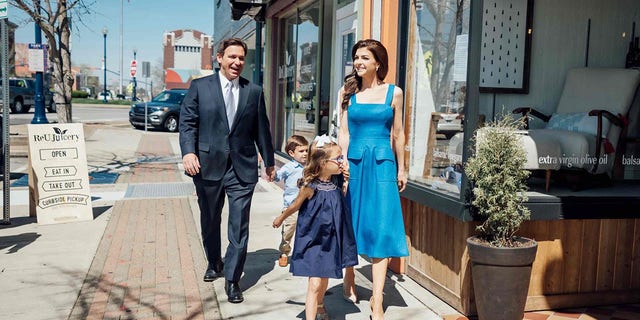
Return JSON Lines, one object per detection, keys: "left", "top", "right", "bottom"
{"left": 340, "top": 163, "right": 350, "bottom": 195}
{"left": 340, "top": 163, "right": 350, "bottom": 180}
{"left": 397, "top": 170, "right": 407, "bottom": 192}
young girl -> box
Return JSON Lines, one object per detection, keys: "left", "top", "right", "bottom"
{"left": 273, "top": 137, "right": 358, "bottom": 320}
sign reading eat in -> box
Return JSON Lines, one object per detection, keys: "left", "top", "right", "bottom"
{"left": 27, "top": 123, "right": 93, "bottom": 225}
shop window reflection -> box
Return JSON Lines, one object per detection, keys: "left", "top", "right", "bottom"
{"left": 279, "top": 3, "right": 320, "bottom": 149}
{"left": 405, "top": 1, "right": 470, "bottom": 196}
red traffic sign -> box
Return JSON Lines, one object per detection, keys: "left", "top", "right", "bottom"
{"left": 130, "top": 59, "right": 137, "bottom": 77}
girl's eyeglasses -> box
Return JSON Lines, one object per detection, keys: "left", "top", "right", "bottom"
{"left": 326, "top": 155, "right": 344, "bottom": 164}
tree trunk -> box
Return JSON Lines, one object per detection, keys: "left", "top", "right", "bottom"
{"left": 55, "top": 1, "right": 73, "bottom": 123}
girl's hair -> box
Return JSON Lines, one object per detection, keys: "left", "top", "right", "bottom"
{"left": 300, "top": 141, "right": 340, "bottom": 187}
{"left": 284, "top": 135, "right": 309, "bottom": 154}
{"left": 341, "top": 39, "right": 389, "bottom": 110}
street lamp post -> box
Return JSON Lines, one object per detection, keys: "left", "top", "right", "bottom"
{"left": 132, "top": 48, "right": 137, "bottom": 101}
{"left": 102, "top": 28, "right": 108, "bottom": 103}
{"left": 31, "top": 0, "right": 48, "bottom": 124}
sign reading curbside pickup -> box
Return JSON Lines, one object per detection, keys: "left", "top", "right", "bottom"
{"left": 27, "top": 123, "right": 93, "bottom": 224}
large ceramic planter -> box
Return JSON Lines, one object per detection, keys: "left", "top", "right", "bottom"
{"left": 467, "top": 237, "right": 538, "bottom": 320}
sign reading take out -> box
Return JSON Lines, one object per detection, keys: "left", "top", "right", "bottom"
{"left": 27, "top": 124, "right": 93, "bottom": 225}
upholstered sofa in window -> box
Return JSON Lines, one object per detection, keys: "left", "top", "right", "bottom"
{"left": 513, "top": 67, "right": 640, "bottom": 189}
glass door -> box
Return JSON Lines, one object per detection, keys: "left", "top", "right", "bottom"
{"left": 279, "top": 3, "right": 321, "bottom": 147}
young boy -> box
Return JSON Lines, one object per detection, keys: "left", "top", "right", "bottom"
{"left": 275, "top": 135, "right": 309, "bottom": 267}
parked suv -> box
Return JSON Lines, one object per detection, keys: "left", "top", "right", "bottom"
{"left": 129, "top": 89, "right": 187, "bottom": 132}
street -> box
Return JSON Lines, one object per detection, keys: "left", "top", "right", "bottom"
{"left": 7, "top": 104, "right": 131, "bottom": 125}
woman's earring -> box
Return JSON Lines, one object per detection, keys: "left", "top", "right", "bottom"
{"left": 376, "top": 66, "right": 379, "bottom": 71}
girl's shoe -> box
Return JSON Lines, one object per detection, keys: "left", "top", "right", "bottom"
{"left": 316, "top": 304, "right": 330, "bottom": 320}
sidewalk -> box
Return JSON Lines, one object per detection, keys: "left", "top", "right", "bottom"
{"left": 0, "top": 121, "right": 456, "bottom": 320}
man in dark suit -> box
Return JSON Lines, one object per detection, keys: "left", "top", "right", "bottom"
{"left": 179, "top": 38, "right": 275, "bottom": 304}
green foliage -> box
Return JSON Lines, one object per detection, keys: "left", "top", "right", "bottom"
{"left": 71, "top": 90, "right": 89, "bottom": 98}
{"left": 465, "top": 115, "right": 531, "bottom": 247}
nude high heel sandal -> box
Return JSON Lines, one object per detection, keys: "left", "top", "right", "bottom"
{"left": 369, "top": 297, "right": 384, "bottom": 320}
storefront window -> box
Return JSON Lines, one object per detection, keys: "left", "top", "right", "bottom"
{"left": 337, "top": 0, "right": 355, "bottom": 10}
{"left": 405, "top": 1, "right": 470, "bottom": 196}
{"left": 278, "top": 4, "right": 321, "bottom": 148}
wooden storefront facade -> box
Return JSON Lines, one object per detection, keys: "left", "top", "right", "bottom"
{"left": 258, "top": 0, "right": 640, "bottom": 316}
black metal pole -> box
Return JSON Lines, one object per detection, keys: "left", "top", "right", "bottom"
{"left": 585, "top": 18, "right": 591, "bottom": 67}
{"left": 1, "top": 18, "right": 11, "bottom": 224}
{"left": 132, "top": 50, "right": 137, "bottom": 101}
{"left": 103, "top": 29, "right": 108, "bottom": 103}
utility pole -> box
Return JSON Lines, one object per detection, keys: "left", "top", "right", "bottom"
{"left": 119, "top": 0, "right": 123, "bottom": 96}
{"left": 103, "top": 28, "right": 108, "bottom": 103}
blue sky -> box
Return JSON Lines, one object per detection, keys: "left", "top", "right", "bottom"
{"left": 13, "top": 0, "right": 214, "bottom": 81}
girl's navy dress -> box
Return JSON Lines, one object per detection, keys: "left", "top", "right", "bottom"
{"left": 289, "top": 178, "right": 358, "bottom": 278}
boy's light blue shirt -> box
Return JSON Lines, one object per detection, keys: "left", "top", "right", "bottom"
{"left": 275, "top": 160, "right": 304, "bottom": 208}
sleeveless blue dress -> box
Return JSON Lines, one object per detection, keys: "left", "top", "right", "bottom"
{"left": 346, "top": 84, "right": 409, "bottom": 258}
{"left": 290, "top": 178, "right": 358, "bottom": 279}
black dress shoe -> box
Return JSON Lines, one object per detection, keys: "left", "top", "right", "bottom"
{"left": 225, "top": 280, "right": 244, "bottom": 303}
{"left": 203, "top": 260, "right": 224, "bottom": 282}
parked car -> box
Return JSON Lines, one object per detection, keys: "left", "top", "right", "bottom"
{"left": 80, "top": 86, "right": 97, "bottom": 99}
{"left": 0, "top": 78, "right": 56, "bottom": 113}
{"left": 129, "top": 89, "right": 187, "bottom": 132}
{"left": 98, "top": 91, "right": 113, "bottom": 101}
{"left": 0, "top": 78, "right": 35, "bottom": 113}
{"left": 436, "top": 112, "right": 464, "bottom": 140}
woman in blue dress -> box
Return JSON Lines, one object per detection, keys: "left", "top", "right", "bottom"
{"left": 338, "top": 39, "right": 409, "bottom": 320}
{"left": 273, "top": 138, "right": 357, "bottom": 320}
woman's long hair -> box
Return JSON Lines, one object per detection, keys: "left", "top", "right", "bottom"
{"left": 300, "top": 142, "right": 339, "bottom": 187}
{"left": 341, "top": 39, "right": 389, "bottom": 110}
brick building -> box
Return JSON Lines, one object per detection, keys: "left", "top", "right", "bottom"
{"left": 162, "top": 29, "right": 213, "bottom": 89}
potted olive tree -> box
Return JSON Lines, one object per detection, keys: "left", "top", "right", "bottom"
{"left": 464, "top": 115, "right": 538, "bottom": 320}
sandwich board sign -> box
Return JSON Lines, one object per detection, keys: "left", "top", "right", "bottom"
{"left": 27, "top": 123, "right": 93, "bottom": 224}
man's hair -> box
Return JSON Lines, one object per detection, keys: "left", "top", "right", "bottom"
{"left": 285, "top": 135, "right": 309, "bottom": 154}
{"left": 217, "top": 38, "right": 247, "bottom": 56}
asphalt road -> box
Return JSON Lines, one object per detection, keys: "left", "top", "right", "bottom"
{"left": 6, "top": 103, "right": 131, "bottom": 125}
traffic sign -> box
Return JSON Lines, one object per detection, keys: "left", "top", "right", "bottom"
{"left": 0, "top": 0, "right": 8, "bottom": 19}
{"left": 130, "top": 59, "right": 137, "bottom": 77}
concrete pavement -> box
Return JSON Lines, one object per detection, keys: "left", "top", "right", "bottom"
{"left": 0, "top": 120, "right": 460, "bottom": 319}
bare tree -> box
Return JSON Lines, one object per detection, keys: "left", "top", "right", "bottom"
{"left": 151, "top": 57, "right": 165, "bottom": 95}
{"left": 423, "top": 0, "right": 468, "bottom": 108}
{"left": 10, "top": 0, "right": 93, "bottom": 123}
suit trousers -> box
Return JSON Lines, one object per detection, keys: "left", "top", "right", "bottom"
{"left": 193, "top": 160, "right": 256, "bottom": 282}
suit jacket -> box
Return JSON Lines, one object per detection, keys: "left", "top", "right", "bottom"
{"left": 179, "top": 73, "right": 275, "bottom": 183}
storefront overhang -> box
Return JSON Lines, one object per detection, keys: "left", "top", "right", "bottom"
{"left": 229, "top": 0, "right": 269, "bottom": 21}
